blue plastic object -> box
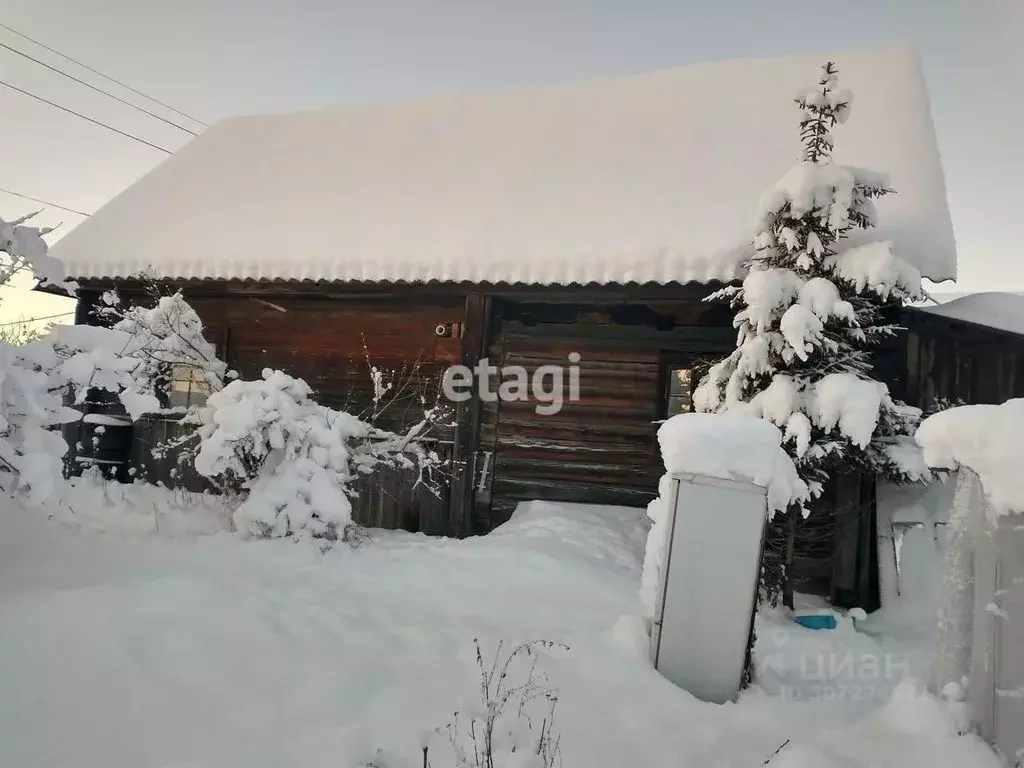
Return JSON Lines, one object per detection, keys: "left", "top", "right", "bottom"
{"left": 794, "top": 614, "right": 837, "bottom": 630}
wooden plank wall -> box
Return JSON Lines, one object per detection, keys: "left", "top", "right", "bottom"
{"left": 187, "top": 294, "right": 465, "bottom": 433}
{"left": 348, "top": 457, "right": 453, "bottom": 533}
{"left": 478, "top": 298, "right": 735, "bottom": 529}
{"left": 130, "top": 415, "right": 212, "bottom": 493}
{"left": 901, "top": 309, "right": 1024, "bottom": 410}
{"left": 111, "top": 291, "right": 469, "bottom": 535}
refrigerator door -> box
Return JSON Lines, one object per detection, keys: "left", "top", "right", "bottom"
{"left": 651, "top": 473, "right": 768, "bottom": 704}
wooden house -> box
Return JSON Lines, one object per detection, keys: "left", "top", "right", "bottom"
{"left": 899, "top": 293, "right": 1024, "bottom": 410}
{"left": 49, "top": 48, "right": 957, "bottom": 606}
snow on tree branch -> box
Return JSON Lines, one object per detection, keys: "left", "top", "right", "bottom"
{"left": 0, "top": 340, "right": 81, "bottom": 503}
{"left": 0, "top": 212, "right": 75, "bottom": 293}
{"left": 106, "top": 290, "right": 228, "bottom": 418}
{"left": 794, "top": 60, "right": 852, "bottom": 164}
{"left": 0, "top": 210, "right": 79, "bottom": 501}
{"left": 188, "top": 368, "right": 442, "bottom": 541}
{"left": 694, "top": 62, "right": 934, "bottom": 606}
{"left": 825, "top": 241, "right": 924, "bottom": 302}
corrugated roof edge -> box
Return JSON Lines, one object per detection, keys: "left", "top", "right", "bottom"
{"left": 63, "top": 276, "right": 740, "bottom": 289}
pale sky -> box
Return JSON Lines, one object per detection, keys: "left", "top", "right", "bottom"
{"left": 1, "top": 0, "right": 1021, "bottom": 325}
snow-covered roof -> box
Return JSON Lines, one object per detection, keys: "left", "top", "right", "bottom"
{"left": 51, "top": 47, "right": 956, "bottom": 286}
{"left": 916, "top": 292, "right": 1024, "bottom": 336}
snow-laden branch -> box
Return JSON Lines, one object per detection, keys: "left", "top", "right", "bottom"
{"left": 188, "top": 368, "right": 443, "bottom": 540}
{"left": 0, "top": 212, "right": 75, "bottom": 293}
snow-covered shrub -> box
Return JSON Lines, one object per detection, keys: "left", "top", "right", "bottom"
{"left": 0, "top": 339, "right": 81, "bottom": 503}
{"left": 0, "top": 320, "right": 175, "bottom": 502}
{"left": 0, "top": 212, "right": 79, "bottom": 502}
{"left": 0, "top": 317, "right": 52, "bottom": 346}
{"left": 91, "top": 287, "right": 228, "bottom": 419}
{"left": 190, "top": 368, "right": 440, "bottom": 540}
{"left": 693, "top": 62, "right": 934, "bottom": 605}
{"left": 0, "top": 212, "right": 216, "bottom": 504}
{"left": 0, "top": 212, "right": 69, "bottom": 290}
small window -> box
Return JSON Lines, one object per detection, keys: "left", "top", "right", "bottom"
{"left": 666, "top": 367, "right": 695, "bottom": 416}
{"left": 660, "top": 357, "right": 715, "bottom": 420}
{"left": 169, "top": 365, "right": 212, "bottom": 408}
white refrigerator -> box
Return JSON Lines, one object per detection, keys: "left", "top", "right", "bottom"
{"left": 650, "top": 472, "right": 769, "bottom": 704}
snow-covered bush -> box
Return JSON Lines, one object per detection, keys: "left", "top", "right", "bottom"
{"left": 0, "top": 339, "right": 80, "bottom": 503}
{"left": 91, "top": 286, "right": 228, "bottom": 419}
{"left": 0, "top": 218, "right": 442, "bottom": 534}
{"left": 0, "top": 211, "right": 228, "bottom": 505}
{"left": 693, "top": 62, "right": 933, "bottom": 605}
{"left": 0, "top": 212, "right": 79, "bottom": 502}
{"left": 0, "top": 320, "right": 170, "bottom": 503}
{"left": 0, "top": 212, "right": 68, "bottom": 290}
{"left": 0, "top": 317, "right": 52, "bottom": 346}
{"left": 189, "top": 368, "right": 441, "bottom": 540}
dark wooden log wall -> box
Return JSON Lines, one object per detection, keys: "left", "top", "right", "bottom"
{"left": 130, "top": 415, "right": 213, "bottom": 493}
{"left": 72, "top": 285, "right": 469, "bottom": 534}
{"left": 186, "top": 294, "right": 466, "bottom": 433}
{"left": 477, "top": 297, "right": 736, "bottom": 530}
{"left": 187, "top": 293, "right": 467, "bottom": 534}
{"left": 900, "top": 308, "right": 1024, "bottom": 411}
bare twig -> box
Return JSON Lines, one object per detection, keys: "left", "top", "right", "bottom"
{"left": 763, "top": 738, "right": 791, "bottom": 765}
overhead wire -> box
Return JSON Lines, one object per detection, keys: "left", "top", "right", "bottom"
{"left": 0, "top": 311, "right": 75, "bottom": 327}
{"left": 0, "top": 21, "right": 206, "bottom": 127}
{"left": 0, "top": 187, "right": 90, "bottom": 217}
{"left": 0, "top": 41, "right": 198, "bottom": 136}
{"left": 0, "top": 78, "right": 172, "bottom": 153}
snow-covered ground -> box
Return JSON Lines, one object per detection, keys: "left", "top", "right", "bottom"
{"left": 0, "top": 479, "right": 1002, "bottom": 768}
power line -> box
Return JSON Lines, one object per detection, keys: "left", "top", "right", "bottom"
{"left": 0, "top": 311, "right": 74, "bottom": 325}
{"left": 0, "top": 78, "right": 172, "bottom": 154}
{"left": 0, "top": 42, "right": 197, "bottom": 136}
{"left": 0, "top": 21, "right": 207, "bottom": 127}
{"left": 0, "top": 187, "right": 90, "bottom": 217}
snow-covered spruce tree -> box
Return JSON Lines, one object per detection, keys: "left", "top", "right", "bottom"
{"left": 693, "top": 62, "right": 931, "bottom": 607}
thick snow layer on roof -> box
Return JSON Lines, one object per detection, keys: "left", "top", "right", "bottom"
{"left": 51, "top": 47, "right": 956, "bottom": 285}
{"left": 918, "top": 292, "right": 1024, "bottom": 336}
{"left": 916, "top": 399, "right": 1024, "bottom": 515}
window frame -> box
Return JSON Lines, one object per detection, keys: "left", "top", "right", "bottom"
{"left": 168, "top": 364, "right": 214, "bottom": 409}
{"left": 657, "top": 352, "right": 714, "bottom": 421}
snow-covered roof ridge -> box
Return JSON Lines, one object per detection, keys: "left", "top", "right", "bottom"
{"left": 51, "top": 47, "right": 956, "bottom": 286}
{"left": 915, "top": 292, "right": 1024, "bottom": 337}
